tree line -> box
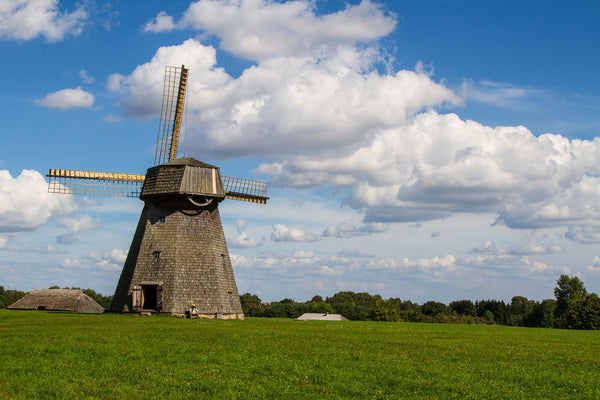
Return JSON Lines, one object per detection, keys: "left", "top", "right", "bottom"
{"left": 1, "top": 275, "right": 598, "bottom": 329}
{"left": 240, "top": 275, "right": 600, "bottom": 330}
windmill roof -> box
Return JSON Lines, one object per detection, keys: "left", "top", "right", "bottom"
{"left": 165, "top": 157, "right": 217, "bottom": 168}
{"left": 7, "top": 289, "right": 105, "bottom": 313}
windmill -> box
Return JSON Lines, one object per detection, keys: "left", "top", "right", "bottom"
{"left": 47, "top": 65, "right": 268, "bottom": 318}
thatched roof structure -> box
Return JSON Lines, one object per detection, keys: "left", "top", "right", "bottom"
{"left": 7, "top": 289, "right": 104, "bottom": 313}
{"left": 295, "top": 313, "right": 348, "bottom": 321}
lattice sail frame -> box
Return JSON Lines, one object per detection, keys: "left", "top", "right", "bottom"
{"left": 48, "top": 169, "right": 145, "bottom": 198}
{"left": 47, "top": 65, "right": 268, "bottom": 204}
{"left": 154, "top": 65, "right": 188, "bottom": 165}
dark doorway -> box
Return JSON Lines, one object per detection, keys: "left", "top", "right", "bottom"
{"left": 142, "top": 285, "right": 157, "bottom": 310}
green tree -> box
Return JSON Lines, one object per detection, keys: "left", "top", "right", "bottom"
{"left": 311, "top": 301, "right": 333, "bottom": 314}
{"left": 421, "top": 301, "right": 448, "bottom": 316}
{"left": 326, "top": 291, "right": 379, "bottom": 320}
{"left": 310, "top": 295, "right": 324, "bottom": 303}
{"left": 449, "top": 300, "right": 476, "bottom": 316}
{"left": 554, "top": 275, "right": 588, "bottom": 328}
{"left": 240, "top": 293, "right": 262, "bottom": 316}
{"left": 369, "top": 299, "right": 401, "bottom": 322}
{"left": 0, "top": 286, "right": 26, "bottom": 308}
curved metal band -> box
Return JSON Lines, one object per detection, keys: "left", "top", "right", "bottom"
{"left": 186, "top": 194, "right": 213, "bottom": 207}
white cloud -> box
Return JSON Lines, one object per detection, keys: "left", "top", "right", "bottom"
{"left": 229, "top": 219, "right": 263, "bottom": 248}
{"left": 587, "top": 257, "right": 600, "bottom": 273}
{"left": 103, "top": 249, "right": 127, "bottom": 263}
{"left": 0, "top": 169, "right": 77, "bottom": 233}
{"left": 143, "top": 11, "right": 175, "bottom": 33}
{"left": 35, "top": 87, "right": 94, "bottom": 110}
{"left": 173, "top": 0, "right": 396, "bottom": 61}
{"left": 0, "top": 0, "right": 88, "bottom": 42}
{"left": 79, "top": 69, "right": 94, "bottom": 84}
{"left": 56, "top": 214, "right": 101, "bottom": 244}
{"left": 271, "top": 224, "right": 318, "bottom": 242}
{"left": 471, "top": 236, "right": 564, "bottom": 256}
{"left": 106, "top": 38, "right": 230, "bottom": 118}
{"left": 61, "top": 249, "right": 125, "bottom": 272}
{"left": 464, "top": 80, "right": 548, "bottom": 109}
{"left": 323, "top": 222, "right": 388, "bottom": 238}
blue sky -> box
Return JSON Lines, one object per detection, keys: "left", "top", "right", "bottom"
{"left": 1, "top": 0, "right": 600, "bottom": 303}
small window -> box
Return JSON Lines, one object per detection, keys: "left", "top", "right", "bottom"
{"left": 157, "top": 216, "right": 166, "bottom": 225}
{"left": 152, "top": 251, "right": 161, "bottom": 260}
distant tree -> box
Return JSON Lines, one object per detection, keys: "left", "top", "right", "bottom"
{"left": 476, "top": 300, "right": 509, "bottom": 325}
{"left": 260, "top": 299, "right": 309, "bottom": 318}
{"left": 555, "top": 275, "right": 587, "bottom": 309}
{"left": 48, "top": 285, "right": 61, "bottom": 289}
{"left": 483, "top": 310, "right": 494, "bottom": 323}
{"left": 0, "top": 286, "right": 26, "bottom": 308}
{"left": 421, "top": 301, "right": 448, "bottom": 316}
{"left": 310, "top": 295, "right": 324, "bottom": 303}
{"left": 449, "top": 300, "right": 476, "bottom": 316}
{"left": 311, "top": 301, "right": 333, "bottom": 314}
{"left": 554, "top": 275, "right": 588, "bottom": 328}
{"left": 326, "top": 291, "right": 379, "bottom": 321}
{"left": 525, "top": 299, "right": 555, "bottom": 328}
{"left": 240, "top": 293, "right": 262, "bottom": 316}
{"left": 369, "top": 299, "right": 401, "bottom": 322}
{"left": 562, "top": 293, "right": 600, "bottom": 330}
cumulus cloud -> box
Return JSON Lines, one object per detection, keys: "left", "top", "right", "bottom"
{"left": 35, "top": 87, "right": 94, "bottom": 110}
{"left": 337, "top": 248, "right": 373, "bottom": 258}
{"left": 106, "top": 38, "right": 230, "bottom": 118}
{"left": 112, "top": 1, "right": 600, "bottom": 243}
{"left": 56, "top": 214, "right": 101, "bottom": 244}
{"left": 229, "top": 219, "right": 263, "bottom": 248}
{"left": 148, "top": 0, "right": 396, "bottom": 61}
{"left": 0, "top": 0, "right": 88, "bottom": 42}
{"left": 0, "top": 169, "right": 77, "bottom": 233}
{"left": 62, "top": 249, "right": 125, "bottom": 271}
{"left": 471, "top": 237, "right": 564, "bottom": 257}
{"left": 144, "top": 11, "right": 175, "bottom": 33}
{"left": 271, "top": 224, "right": 318, "bottom": 242}
{"left": 322, "top": 222, "right": 388, "bottom": 238}
{"left": 103, "top": 249, "right": 127, "bottom": 263}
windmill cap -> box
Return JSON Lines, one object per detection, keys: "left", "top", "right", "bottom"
{"left": 164, "top": 157, "right": 216, "bottom": 168}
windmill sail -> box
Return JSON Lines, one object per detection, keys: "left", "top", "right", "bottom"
{"left": 47, "top": 169, "right": 144, "bottom": 197}
{"left": 154, "top": 65, "right": 188, "bottom": 165}
{"left": 222, "top": 175, "right": 269, "bottom": 204}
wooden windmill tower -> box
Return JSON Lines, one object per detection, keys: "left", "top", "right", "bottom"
{"left": 47, "top": 65, "right": 268, "bottom": 318}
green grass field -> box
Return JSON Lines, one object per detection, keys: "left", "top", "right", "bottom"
{"left": 0, "top": 311, "right": 598, "bottom": 399}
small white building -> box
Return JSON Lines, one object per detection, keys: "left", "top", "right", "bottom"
{"left": 295, "top": 312, "right": 348, "bottom": 321}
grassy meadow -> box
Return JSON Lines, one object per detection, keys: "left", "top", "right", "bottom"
{"left": 0, "top": 310, "right": 599, "bottom": 399}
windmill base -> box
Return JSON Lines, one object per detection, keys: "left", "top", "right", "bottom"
{"left": 110, "top": 193, "right": 244, "bottom": 318}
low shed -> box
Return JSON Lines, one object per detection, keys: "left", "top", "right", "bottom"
{"left": 295, "top": 313, "right": 348, "bottom": 321}
{"left": 7, "top": 289, "right": 104, "bottom": 313}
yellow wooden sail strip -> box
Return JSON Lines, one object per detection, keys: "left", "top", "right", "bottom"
{"left": 48, "top": 169, "right": 145, "bottom": 182}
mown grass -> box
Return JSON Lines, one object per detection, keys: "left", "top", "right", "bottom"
{"left": 0, "top": 311, "right": 598, "bottom": 399}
